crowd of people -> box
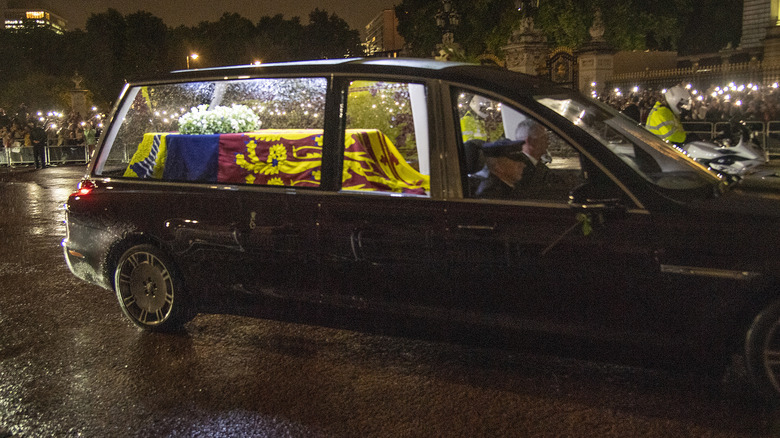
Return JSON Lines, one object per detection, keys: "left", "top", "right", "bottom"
{"left": 0, "top": 104, "right": 99, "bottom": 167}
{"left": 598, "top": 82, "right": 780, "bottom": 126}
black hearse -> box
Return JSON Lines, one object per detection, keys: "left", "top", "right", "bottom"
{"left": 63, "top": 58, "right": 780, "bottom": 399}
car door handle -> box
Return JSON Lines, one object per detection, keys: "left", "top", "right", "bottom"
{"left": 456, "top": 224, "right": 497, "bottom": 231}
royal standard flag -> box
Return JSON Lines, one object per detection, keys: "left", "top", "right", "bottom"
{"left": 124, "top": 133, "right": 168, "bottom": 179}
{"left": 342, "top": 129, "right": 429, "bottom": 194}
{"left": 218, "top": 130, "right": 323, "bottom": 187}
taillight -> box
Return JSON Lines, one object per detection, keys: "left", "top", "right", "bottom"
{"left": 72, "top": 179, "right": 96, "bottom": 197}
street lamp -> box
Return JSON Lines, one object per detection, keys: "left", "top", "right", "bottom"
{"left": 186, "top": 53, "right": 199, "bottom": 69}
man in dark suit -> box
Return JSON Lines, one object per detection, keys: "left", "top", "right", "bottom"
{"left": 514, "top": 118, "right": 550, "bottom": 188}
{"left": 475, "top": 119, "right": 552, "bottom": 200}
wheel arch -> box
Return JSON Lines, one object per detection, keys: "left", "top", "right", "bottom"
{"left": 103, "top": 232, "right": 173, "bottom": 292}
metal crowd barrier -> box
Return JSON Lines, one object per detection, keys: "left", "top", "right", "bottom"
{"left": 1, "top": 141, "right": 90, "bottom": 167}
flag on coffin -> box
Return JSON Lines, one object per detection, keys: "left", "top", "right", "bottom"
{"left": 218, "top": 130, "right": 323, "bottom": 186}
{"left": 123, "top": 133, "right": 168, "bottom": 179}
{"left": 342, "top": 129, "right": 429, "bottom": 194}
{"left": 163, "top": 134, "right": 220, "bottom": 182}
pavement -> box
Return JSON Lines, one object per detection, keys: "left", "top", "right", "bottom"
{"left": 0, "top": 162, "right": 88, "bottom": 176}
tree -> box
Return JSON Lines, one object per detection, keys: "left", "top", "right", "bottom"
{"left": 195, "top": 13, "right": 259, "bottom": 66}
{"left": 678, "top": 0, "right": 742, "bottom": 55}
{"left": 395, "top": 0, "right": 443, "bottom": 58}
{"left": 303, "top": 9, "right": 363, "bottom": 59}
{"left": 0, "top": 73, "right": 74, "bottom": 112}
{"left": 0, "top": 8, "right": 367, "bottom": 112}
{"left": 255, "top": 14, "right": 305, "bottom": 62}
{"left": 395, "top": 0, "right": 722, "bottom": 57}
{"left": 83, "top": 9, "right": 128, "bottom": 105}
{"left": 124, "top": 12, "right": 168, "bottom": 79}
{"left": 534, "top": 0, "right": 691, "bottom": 51}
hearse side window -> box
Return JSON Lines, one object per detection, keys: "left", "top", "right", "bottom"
{"left": 94, "top": 77, "right": 328, "bottom": 188}
{"left": 456, "top": 90, "right": 584, "bottom": 201}
{"left": 341, "top": 80, "right": 431, "bottom": 197}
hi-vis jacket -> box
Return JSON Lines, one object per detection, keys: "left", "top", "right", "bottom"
{"left": 645, "top": 101, "right": 687, "bottom": 144}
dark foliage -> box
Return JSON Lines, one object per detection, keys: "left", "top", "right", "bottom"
{"left": 0, "top": 8, "right": 364, "bottom": 112}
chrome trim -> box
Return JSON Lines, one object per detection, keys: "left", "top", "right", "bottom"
{"left": 660, "top": 265, "right": 761, "bottom": 280}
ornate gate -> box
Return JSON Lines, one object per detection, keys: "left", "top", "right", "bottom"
{"left": 547, "top": 47, "right": 578, "bottom": 89}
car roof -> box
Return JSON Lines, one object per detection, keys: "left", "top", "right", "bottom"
{"left": 141, "top": 57, "right": 560, "bottom": 98}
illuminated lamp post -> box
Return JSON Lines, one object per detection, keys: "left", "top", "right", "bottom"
{"left": 186, "top": 53, "right": 199, "bottom": 69}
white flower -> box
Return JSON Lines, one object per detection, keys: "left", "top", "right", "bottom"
{"left": 178, "top": 104, "right": 261, "bottom": 134}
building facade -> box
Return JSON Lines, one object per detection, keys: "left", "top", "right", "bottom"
{"left": 363, "top": 9, "right": 404, "bottom": 57}
{"left": 0, "top": 0, "right": 66, "bottom": 34}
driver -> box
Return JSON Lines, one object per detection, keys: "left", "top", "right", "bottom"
{"left": 645, "top": 85, "right": 690, "bottom": 145}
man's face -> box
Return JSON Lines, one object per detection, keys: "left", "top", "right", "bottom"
{"left": 488, "top": 156, "right": 526, "bottom": 185}
{"left": 523, "top": 126, "right": 548, "bottom": 160}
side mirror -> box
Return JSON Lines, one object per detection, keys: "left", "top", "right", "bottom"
{"left": 568, "top": 182, "right": 625, "bottom": 214}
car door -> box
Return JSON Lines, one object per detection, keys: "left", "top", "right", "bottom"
{"left": 205, "top": 77, "right": 329, "bottom": 303}
{"left": 317, "top": 78, "right": 451, "bottom": 312}
{"left": 445, "top": 195, "right": 660, "bottom": 336}
{"left": 447, "top": 89, "right": 664, "bottom": 341}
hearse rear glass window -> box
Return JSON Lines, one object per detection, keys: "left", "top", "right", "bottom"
{"left": 94, "top": 77, "right": 328, "bottom": 188}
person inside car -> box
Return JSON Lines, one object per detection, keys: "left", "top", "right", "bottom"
{"left": 514, "top": 118, "right": 550, "bottom": 187}
{"left": 475, "top": 138, "right": 528, "bottom": 199}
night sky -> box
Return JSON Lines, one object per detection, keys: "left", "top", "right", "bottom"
{"left": 42, "top": 0, "right": 398, "bottom": 31}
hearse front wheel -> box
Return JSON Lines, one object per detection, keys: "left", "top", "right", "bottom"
{"left": 114, "top": 244, "right": 193, "bottom": 332}
{"left": 745, "top": 298, "right": 780, "bottom": 402}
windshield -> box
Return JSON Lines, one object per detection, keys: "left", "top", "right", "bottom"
{"left": 536, "top": 94, "right": 721, "bottom": 191}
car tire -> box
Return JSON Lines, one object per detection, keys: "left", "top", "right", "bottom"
{"left": 745, "top": 298, "right": 780, "bottom": 402}
{"left": 114, "top": 244, "right": 193, "bottom": 332}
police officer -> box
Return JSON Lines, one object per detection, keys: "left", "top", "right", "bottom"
{"left": 646, "top": 85, "right": 691, "bottom": 145}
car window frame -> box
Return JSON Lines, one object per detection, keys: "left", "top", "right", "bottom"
{"left": 91, "top": 74, "right": 335, "bottom": 190}
{"left": 332, "top": 73, "right": 447, "bottom": 199}
{"left": 441, "top": 83, "right": 643, "bottom": 209}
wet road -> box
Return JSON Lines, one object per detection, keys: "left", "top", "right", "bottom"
{"left": 0, "top": 164, "right": 779, "bottom": 437}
